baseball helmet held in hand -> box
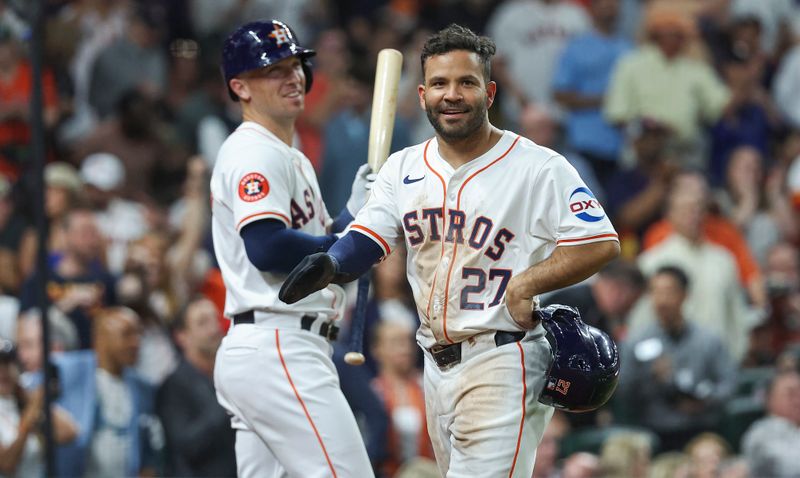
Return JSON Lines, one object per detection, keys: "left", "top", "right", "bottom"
{"left": 538, "top": 304, "right": 620, "bottom": 412}
{"left": 222, "top": 19, "right": 316, "bottom": 100}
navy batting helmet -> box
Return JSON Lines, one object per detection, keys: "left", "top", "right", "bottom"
{"left": 222, "top": 20, "right": 316, "bottom": 101}
{"left": 537, "top": 304, "right": 620, "bottom": 412}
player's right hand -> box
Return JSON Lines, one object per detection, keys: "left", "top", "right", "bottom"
{"left": 345, "top": 164, "right": 377, "bottom": 216}
{"left": 279, "top": 253, "right": 338, "bottom": 304}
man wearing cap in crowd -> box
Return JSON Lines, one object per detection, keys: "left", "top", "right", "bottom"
{"left": 18, "top": 162, "right": 83, "bottom": 280}
{"left": 604, "top": 6, "right": 730, "bottom": 168}
{"left": 80, "top": 152, "right": 147, "bottom": 274}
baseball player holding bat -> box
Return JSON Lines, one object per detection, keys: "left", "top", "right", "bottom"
{"left": 210, "top": 20, "right": 375, "bottom": 477}
{"left": 280, "top": 24, "right": 620, "bottom": 477}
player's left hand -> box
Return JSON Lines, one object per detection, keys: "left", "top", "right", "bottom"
{"left": 279, "top": 253, "right": 338, "bottom": 304}
{"left": 504, "top": 278, "right": 541, "bottom": 329}
{"left": 346, "top": 164, "right": 377, "bottom": 216}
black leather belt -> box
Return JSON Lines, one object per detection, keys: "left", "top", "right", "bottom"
{"left": 232, "top": 311, "right": 339, "bottom": 341}
{"left": 429, "top": 331, "right": 526, "bottom": 370}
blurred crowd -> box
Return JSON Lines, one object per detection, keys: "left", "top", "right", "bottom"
{"left": 0, "top": 0, "right": 799, "bottom": 477}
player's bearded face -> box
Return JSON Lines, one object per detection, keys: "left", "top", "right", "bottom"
{"left": 421, "top": 51, "right": 494, "bottom": 141}
{"left": 425, "top": 92, "right": 487, "bottom": 141}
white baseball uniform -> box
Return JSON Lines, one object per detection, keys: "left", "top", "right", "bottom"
{"left": 350, "top": 130, "right": 618, "bottom": 477}
{"left": 210, "top": 121, "right": 373, "bottom": 478}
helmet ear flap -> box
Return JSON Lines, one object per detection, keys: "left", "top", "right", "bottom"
{"left": 301, "top": 57, "right": 314, "bottom": 93}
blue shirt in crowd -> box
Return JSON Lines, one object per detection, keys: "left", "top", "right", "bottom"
{"left": 553, "top": 29, "right": 632, "bottom": 161}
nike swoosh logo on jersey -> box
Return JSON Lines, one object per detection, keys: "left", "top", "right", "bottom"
{"left": 403, "top": 175, "right": 425, "bottom": 184}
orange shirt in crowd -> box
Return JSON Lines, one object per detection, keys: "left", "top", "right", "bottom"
{"left": 642, "top": 215, "right": 761, "bottom": 287}
{"left": 0, "top": 61, "right": 58, "bottom": 146}
{"left": 372, "top": 375, "right": 435, "bottom": 476}
{"left": 199, "top": 267, "right": 230, "bottom": 333}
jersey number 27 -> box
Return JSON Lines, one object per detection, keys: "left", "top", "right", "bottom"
{"left": 460, "top": 268, "right": 512, "bottom": 310}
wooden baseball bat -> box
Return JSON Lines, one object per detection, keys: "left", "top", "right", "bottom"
{"left": 344, "top": 48, "right": 403, "bottom": 366}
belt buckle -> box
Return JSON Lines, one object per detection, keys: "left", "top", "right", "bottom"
{"left": 430, "top": 342, "right": 461, "bottom": 370}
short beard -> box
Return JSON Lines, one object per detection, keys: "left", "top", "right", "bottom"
{"left": 425, "top": 100, "right": 487, "bottom": 142}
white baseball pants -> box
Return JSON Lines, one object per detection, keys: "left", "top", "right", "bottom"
{"left": 423, "top": 330, "right": 554, "bottom": 478}
{"left": 215, "top": 322, "right": 374, "bottom": 478}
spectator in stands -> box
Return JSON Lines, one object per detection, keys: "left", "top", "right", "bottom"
{"left": 15, "top": 307, "right": 78, "bottom": 375}
{"left": 741, "top": 370, "right": 800, "bottom": 477}
{"left": 295, "top": 28, "right": 351, "bottom": 171}
{"left": 487, "top": 0, "right": 590, "bottom": 124}
{"left": 620, "top": 267, "right": 737, "bottom": 450}
{"left": 88, "top": 6, "right": 167, "bottom": 119}
{"left": 632, "top": 171, "right": 758, "bottom": 360}
{"left": 52, "top": 0, "right": 130, "bottom": 142}
{"left": 519, "top": 103, "right": 605, "bottom": 203}
{"left": 80, "top": 152, "right": 147, "bottom": 275}
{"left": 598, "top": 431, "right": 652, "bottom": 478}
{"left": 73, "top": 90, "right": 185, "bottom": 204}
{"left": 545, "top": 259, "right": 645, "bottom": 342}
{"left": 371, "top": 314, "right": 433, "bottom": 476}
{"left": 747, "top": 242, "right": 800, "bottom": 366}
{"left": 710, "top": 50, "right": 781, "bottom": 185}
{"left": 643, "top": 169, "right": 767, "bottom": 308}
{"left": 553, "top": 0, "right": 632, "bottom": 183}
{"left": 0, "top": 25, "right": 59, "bottom": 178}
{"left": 729, "top": 0, "right": 797, "bottom": 61}
{"left": 604, "top": 7, "right": 729, "bottom": 167}
{"left": 53, "top": 307, "right": 159, "bottom": 477}
{"left": 173, "top": 59, "right": 235, "bottom": 163}
{"left": 20, "top": 207, "right": 117, "bottom": 349}
{"left": 117, "top": 233, "right": 180, "bottom": 386}
{"left": 715, "top": 146, "right": 796, "bottom": 265}
{"left": 157, "top": 297, "right": 235, "bottom": 477}
{"left": 684, "top": 432, "right": 731, "bottom": 478}
{"left": 605, "top": 117, "right": 677, "bottom": 249}
{"left": 0, "top": 340, "right": 77, "bottom": 477}
{"left": 18, "top": 162, "right": 83, "bottom": 279}
{"left": 319, "top": 62, "right": 410, "bottom": 213}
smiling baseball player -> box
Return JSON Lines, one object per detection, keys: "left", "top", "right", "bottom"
{"left": 280, "top": 24, "right": 620, "bottom": 477}
{"left": 210, "top": 20, "right": 375, "bottom": 477}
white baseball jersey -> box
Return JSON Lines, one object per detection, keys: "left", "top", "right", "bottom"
{"left": 210, "top": 121, "right": 345, "bottom": 319}
{"left": 351, "top": 130, "right": 618, "bottom": 349}
{"left": 212, "top": 122, "right": 374, "bottom": 477}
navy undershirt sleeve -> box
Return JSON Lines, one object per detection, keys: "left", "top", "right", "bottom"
{"left": 240, "top": 219, "right": 337, "bottom": 274}
{"left": 328, "top": 231, "right": 384, "bottom": 282}
{"left": 330, "top": 208, "right": 353, "bottom": 234}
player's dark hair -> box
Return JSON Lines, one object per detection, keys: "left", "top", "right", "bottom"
{"left": 420, "top": 24, "right": 496, "bottom": 81}
{"left": 654, "top": 265, "right": 690, "bottom": 291}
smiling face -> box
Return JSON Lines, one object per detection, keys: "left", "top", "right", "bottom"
{"left": 418, "top": 49, "right": 496, "bottom": 142}
{"left": 229, "top": 55, "right": 307, "bottom": 122}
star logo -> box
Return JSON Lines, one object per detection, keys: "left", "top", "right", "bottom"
{"left": 245, "top": 180, "right": 261, "bottom": 195}
{"left": 238, "top": 173, "right": 270, "bottom": 202}
{"left": 269, "top": 25, "right": 291, "bottom": 46}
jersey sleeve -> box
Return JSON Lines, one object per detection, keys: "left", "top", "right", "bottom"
{"left": 224, "top": 142, "right": 295, "bottom": 232}
{"left": 531, "top": 155, "right": 618, "bottom": 246}
{"left": 348, "top": 156, "right": 403, "bottom": 257}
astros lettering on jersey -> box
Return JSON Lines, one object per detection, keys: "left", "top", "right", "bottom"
{"left": 349, "top": 131, "right": 618, "bottom": 349}
{"left": 210, "top": 122, "right": 345, "bottom": 320}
